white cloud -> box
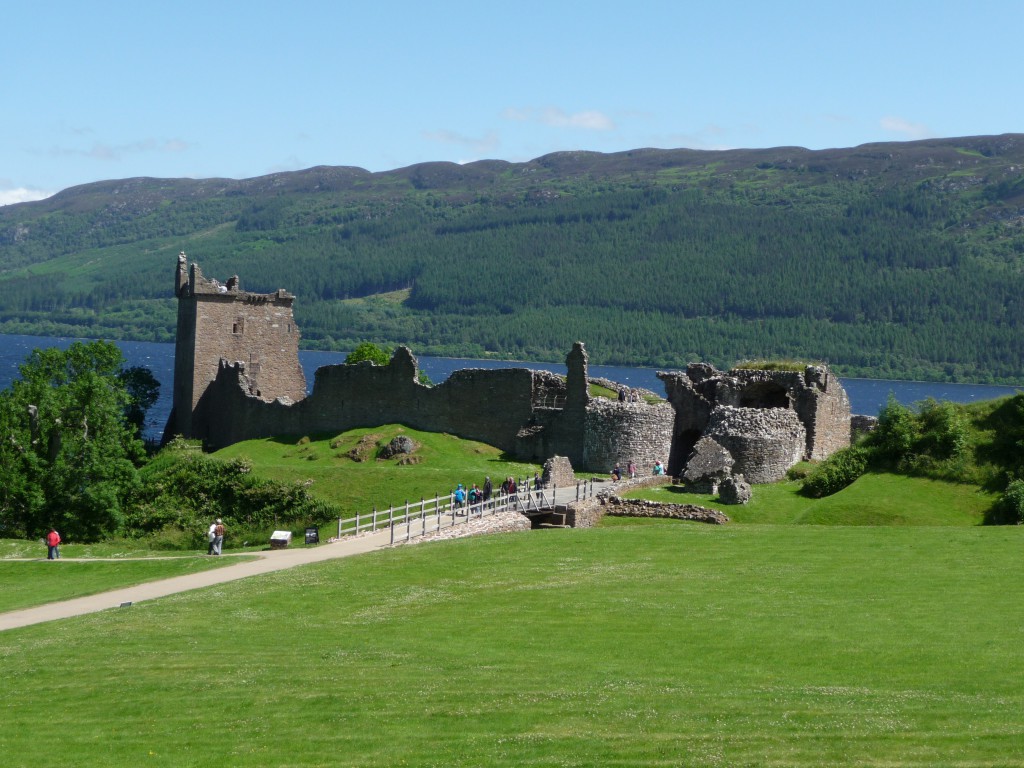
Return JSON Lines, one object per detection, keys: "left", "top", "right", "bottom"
{"left": 49, "top": 137, "right": 190, "bottom": 161}
{"left": 0, "top": 188, "right": 54, "bottom": 205}
{"left": 422, "top": 130, "right": 500, "bottom": 154}
{"left": 544, "top": 108, "right": 614, "bottom": 131}
{"left": 503, "top": 107, "right": 615, "bottom": 131}
{"left": 880, "top": 116, "right": 932, "bottom": 140}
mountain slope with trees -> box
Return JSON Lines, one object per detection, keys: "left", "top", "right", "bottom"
{"left": 1, "top": 134, "right": 1023, "bottom": 382}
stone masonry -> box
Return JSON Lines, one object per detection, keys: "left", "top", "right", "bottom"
{"left": 166, "top": 256, "right": 853, "bottom": 481}
{"left": 166, "top": 252, "right": 305, "bottom": 442}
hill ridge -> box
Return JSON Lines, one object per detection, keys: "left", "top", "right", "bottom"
{"left": 1, "top": 134, "right": 1023, "bottom": 383}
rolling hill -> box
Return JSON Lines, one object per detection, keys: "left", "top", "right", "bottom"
{"left": 1, "top": 134, "right": 1023, "bottom": 382}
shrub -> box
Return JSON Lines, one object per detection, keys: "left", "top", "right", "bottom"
{"left": 986, "top": 479, "right": 1024, "bottom": 525}
{"left": 126, "top": 448, "right": 343, "bottom": 543}
{"left": 868, "top": 396, "right": 919, "bottom": 467}
{"left": 916, "top": 398, "right": 970, "bottom": 460}
{"left": 800, "top": 447, "right": 869, "bottom": 498}
{"left": 786, "top": 462, "right": 813, "bottom": 480}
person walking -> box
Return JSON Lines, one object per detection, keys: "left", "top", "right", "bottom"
{"left": 207, "top": 520, "right": 217, "bottom": 555}
{"left": 212, "top": 519, "right": 225, "bottom": 555}
{"left": 482, "top": 476, "right": 493, "bottom": 502}
{"left": 46, "top": 528, "right": 61, "bottom": 560}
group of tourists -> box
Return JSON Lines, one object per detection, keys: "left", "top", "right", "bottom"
{"left": 610, "top": 459, "right": 665, "bottom": 481}
{"left": 450, "top": 475, "right": 533, "bottom": 511}
{"left": 452, "top": 477, "right": 495, "bottom": 510}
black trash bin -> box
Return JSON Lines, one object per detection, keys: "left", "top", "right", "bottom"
{"left": 305, "top": 526, "right": 319, "bottom": 545}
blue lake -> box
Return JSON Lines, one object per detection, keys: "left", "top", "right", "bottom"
{"left": 1, "top": 334, "right": 1020, "bottom": 441}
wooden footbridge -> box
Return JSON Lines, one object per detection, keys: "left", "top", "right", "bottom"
{"left": 335, "top": 480, "right": 599, "bottom": 545}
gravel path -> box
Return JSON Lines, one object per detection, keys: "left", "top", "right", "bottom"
{"left": 0, "top": 529, "right": 394, "bottom": 632}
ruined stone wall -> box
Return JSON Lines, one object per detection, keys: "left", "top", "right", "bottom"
{"left": 542, "top": 456, "right": 576, "bottom": 488}
{"left": 721, "top": 366, "right": 850, "bottom": 461}
{"left": 582, "top": 399, "right": 675, "bottom": 475}
{"left": 705, "top": 406, "right": 806, "bottom": 483}
{"left": 168, "top": 256, "right": 305, "bottom": 440}
{"left": 197, "top": 347, "right": 539, "bottom": 452}
{"left": 544, "top": 342, "right": 590, "bottom": 465}
{"left": 657, "top": 369, "right": 716, "bottom": 475}
{"left": 793, "top": 366, "right": 852, "bottom": 460}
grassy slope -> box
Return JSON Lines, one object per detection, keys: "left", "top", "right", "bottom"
{"left": 212, "top": 424, "right": 543, "bottom": 514}
{"left": 2, "top": 524, "right": 1023, "bottom": 766}
{"left": 620, "top": 472, "right": 997, "bottom": 526}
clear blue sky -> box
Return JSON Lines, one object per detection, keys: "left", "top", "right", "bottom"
{"left": 3, "top": 0, "right": 1021, "bottom": 204}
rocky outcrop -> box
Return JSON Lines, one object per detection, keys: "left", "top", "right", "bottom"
{"left": 718, "top": 474, "right": 752, "bottom": 504}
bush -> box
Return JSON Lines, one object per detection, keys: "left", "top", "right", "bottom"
{"left": 986, "top": 479, "right": 1024, "bottom": 525}
{"left": 916, "top": 398, "right": 970, "bottom": 461}
{"left": 785, "top": 462, "right": 813, "bottom": 480}
{"left": 800, "top": 447, "right": 869, "bottom": 498}
{"left": 125, "top": 447, "right": 344, "bottom": 545}
{"left": 868, "top": 396, "right": 920, "bottom": 467}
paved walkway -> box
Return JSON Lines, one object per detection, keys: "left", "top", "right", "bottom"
{"left": 1, "top": 484, "right": 603, "bottom": 633}
{"left": 0, "top": 530, "right": 394, "bottom": 632}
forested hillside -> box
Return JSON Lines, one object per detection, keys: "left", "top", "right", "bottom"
{"left": 1, "top": 135, "right": 1023, "bottom": 382}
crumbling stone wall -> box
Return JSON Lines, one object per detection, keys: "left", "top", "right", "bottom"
{"left": 603, "top": 497, "right": 729, "bottom": 524}
{"left": 168, "top": 253, "right": 305, "bottom": 440}
{"left": 582, "top": 399, "right": 674, "bottom": 476}
{"left": 542, "top": 456, "right": 576, "bottom": 488}
{"left": 170, "top": 258, "right": 852, "bottom": 479}
{"left": 197, "top": 347, "right": 538, "bottom": 452}
{"left": 705, "top": 406, "right": 806, "bottom": 483}
{"left": 659, "top": 362, "right": 851, "bottom": 483}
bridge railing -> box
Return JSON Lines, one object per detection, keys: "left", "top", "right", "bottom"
{"left": 334, "top": 477, "right": 599, "bottom": 545}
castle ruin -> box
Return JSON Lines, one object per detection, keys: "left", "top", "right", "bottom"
{"left": 165, "top": 255, "right": 851, "bottom": 484}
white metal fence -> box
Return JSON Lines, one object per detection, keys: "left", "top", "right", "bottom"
{"left": 335, "top": 479, "right": 598, "bottom": 545}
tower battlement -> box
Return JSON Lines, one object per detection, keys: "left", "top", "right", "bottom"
{"left": 164, "top": 252, "right": 306, "bottom": 442}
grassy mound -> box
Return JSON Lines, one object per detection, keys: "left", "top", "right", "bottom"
{"left": 3, "top": 524, "right": 1023, "bottom": 765}
{"left": 622, "top": 472, "right": 996, "bottom": 526}
{"left": 212, "top": 424, "right": 543, "bottom": 515}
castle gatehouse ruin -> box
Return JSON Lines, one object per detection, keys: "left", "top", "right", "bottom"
{"left": 165, "top": 255, "right": 851, "bottom": 483}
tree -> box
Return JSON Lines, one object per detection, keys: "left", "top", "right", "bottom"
{"left": 117, "top": 366, "right": 160, "bottom": 438}
{"left": 345, "top": 342, "right": 432, "bottom": 385}
{"left": 344, "top": 342, "right": 392, "bottom": 366}
{"left": 0, "top": 341, "right": 147, "bottom": 541}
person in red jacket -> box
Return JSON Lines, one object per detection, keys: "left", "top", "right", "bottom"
{"left": 46, "top": 528, "right": 61, "bottom": 560}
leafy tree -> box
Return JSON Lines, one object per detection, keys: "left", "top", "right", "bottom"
{"left": 117, "top": 365, "right": 160, "bottom": 438}
{"left": 344, "top": 342, "right": 392, "bottom": 366}
{"left": 345, "top": 341, "right": 431, "bottom": 385}
{"left": 0, "top": 341, "right": 147, "bottom": 541}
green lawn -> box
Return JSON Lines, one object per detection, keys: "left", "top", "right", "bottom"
{"left": 2, "top": 524, "right": 1023, "bottom": 766}
{"left": 0, "top": 538, "right": 220, "bottom": 560}
{"left": 621, "top": 472, "right": 996, "bottom": 526}
{"left": 0, "top": 556, "right": 251, "bottom": 613}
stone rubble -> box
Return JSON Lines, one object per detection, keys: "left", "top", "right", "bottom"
{"left": 394, "top": 509, "right": 532, "bottom": 545}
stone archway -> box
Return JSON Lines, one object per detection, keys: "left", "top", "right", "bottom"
{"left": 669, "top": 428, "right": 702, "bottom": 477}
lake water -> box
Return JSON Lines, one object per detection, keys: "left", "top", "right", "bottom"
{"left": 1, "top": 333, "right": 1020, "bottom": 441}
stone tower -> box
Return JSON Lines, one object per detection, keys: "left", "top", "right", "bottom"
{"left": 164, "top": 252, "right": 306, "bottom": 443}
